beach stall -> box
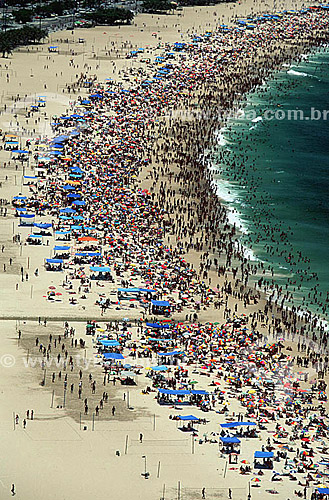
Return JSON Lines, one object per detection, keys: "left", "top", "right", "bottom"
{"left": 23, "top": 175, "right": 38, "bottom": 186}
{"left": 12, "top": 195, "right": 27, "bottom": 208}
{"left": 178, "top": 415, "right": 200, "bottom": 432}
{"left": 45, "top": 258, "right": 63, "bottom": 272}
{"left": 74, "top": 252, "right": 102, "bottom": 264}
{"left": 146, "top": 322, "right": 170, "bottom": 329}
{"left": 53, "top": 246, "right": 70, "bottom": 259}
{"left": 253, "top": 451, "right": 274, "bottom": 469}
{"left": 219, "top": 436, "right": 241, "bottom": 454}
{"left": 317, "top": 489, "right": 329, "bottom": 499}
{"left": 157, "top": 388, "right": 209, "bottom": 407}
{"left": 35, "top": 167, "right": 47, "bottom": 178}
{"left": 220, "top": 422, "right": 258, "bottom": 437}
{"left": 151, "top": 299, "right": 171, "bottom": 316}
{"left": 55, "top": 230, "right": 71, "bottom": 242}
{"left": 102, "top": 352, "right": 125, "bottom": 366}
{"left": 19, "top": 213, "right": 35, "bottom": 227}
{"left": 157, "top": 350, "right": 184, "bottom": 366}
{"left": 90, "top": 266, "right": 112, "bottom": 281}
{"left": 157, "top": 388, "right": 191, "bottom": 406}
{"left": 26, "top": 234, "right": 43, "bottom": 245}
{"left": 33, "top": 223, "right": 52, "bottom": 236}
{"left": 5, "top": 140, "right": 19, "bottom": 151}
{"left": 118, "top": 287, "right": 156, "bottom": 301}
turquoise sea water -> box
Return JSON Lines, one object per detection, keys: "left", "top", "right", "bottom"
{"left": 213, "top": 46, "right": 329, "bottom": 318}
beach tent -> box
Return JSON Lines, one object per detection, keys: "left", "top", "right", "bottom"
{"left": 254, "top": 451, "right": 274, "bottom": 469}
{"left": 34, "top": 223, "right": 52, "bottom": 229}
{"left": 158, "top": 350, "right": 184, "bottom": 357}
{"left": 23, "top": 176, "right": 37, "bottom": 186}
{"left": 220, "top": 437, "right": 241, "bottom": 444}
{"left": 99, "top": 340, "right": 120, "bottom": 347}
{"left": 146, "top": 322, "right": 170, "bottom": 329}
{"left": 60, "top": 207, "right": 76, "bottom": 214}
{"left": 103, "top": 352, "right": 124, "bottom": 360}
{"left": 90, "top": 266, "right": 111, "bottom": 272}
{"left": 52, "top": 135, "right": 69, "bottom": 143}
{"left": 151, "top": 299, "right": 171, "bottom": 315}
{"left": 45, "top": 258, "right": 63, "bottom": 271}
{"left": 55, "top": 231, "right": 71, "bottom": 241}
{"left": 317, "top": 489, "right": 329, "bottom": 494}
{"left": 53, "top": 246, "right": 70, "bottom": 258}
{"left": 220, "top": 436, "right": 241, "bottom": 454}
{"left": 220, "top": 422, "right": 256, "bottom": 428}
{"left": 178, "top": 415, "right": 199, "bottom": 421}
{"left": 19, "top": 214, "right": 35, "bottom": 226}
{"left": 254, "top": 451, "right": 274, "bottom": 458}
{"left": 90, "top": 266, "right": 111, "bottom": 281}
{"left": 54, "top": 246, "right": 70, "bottom": 251}
{"left": 27, "top": 234, "right": 42, "bottom": 245}
{"left": 158, "top": 389, "right": 190, "bottom": 395}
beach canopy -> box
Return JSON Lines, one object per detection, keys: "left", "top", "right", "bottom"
{"left": 46, "top": 258, "right": 63, "bottom": 264}
{"left": 158, "top": 388, "right": 208, "bottom": 396}
{"left": 220, "top": 436, "right": 241, "bottom": 444}
{"left": 317, "top": 489, "right": 329, "bottom": 494}
{"left": 52, "top": 135, "right": 69, "bottom": 142}
{"left": 254, "top": 451, "right": 274, "bottom": 459}
{"left": 220, "top": 422, "right": 256, "bottom": 428}
{"left": 146, "top": 322, "right": 170, "bottom": 329}
{"left": 99, "top": 339, "right": 120, "bottom": 347}
{"left": 103, "top": 353, "right": 124, "bottom": 360}
{"left": 151, "top": 365, "right": 168, "bottom": 371}
{"left": 158, "top": 350, "right": 183, "bottom": 356}
{"left": 76, "top": 252, "right": 101, "bottom": 257}
{"left": 152, "top": 300, "right": 170, "bottom": 307}
{"left": 179, "top": 415, "right": 199, "bottom": 421}
{"left": 60, "top": 207, "right": 76, "bottom": 214}
{"left": 159, "top": 388, "right": 190, "bottom": 395}
{"left": 54, "top": 246, "right": 70, "bottom": 251}
{"left": 90, "top": 266, "right": 111, "bottom": 272}
{"left": 34, "top": 223, "right": 52, "bottom": 229}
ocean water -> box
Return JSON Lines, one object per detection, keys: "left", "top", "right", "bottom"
{"left": 213, "top": 46, "right": 329, "bottom": 318}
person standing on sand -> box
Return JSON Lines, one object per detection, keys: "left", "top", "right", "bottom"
{"left": 11, "top": 484, "right": 15, "bottom": 496}
{"left": 228, "top": 488, "right": 232, "bottom": 499}
{"left": 112, "top": 406, "right": 116, "bottom": 416}
{"left": 202, "top": 487, "right": 206, "bottom": 499}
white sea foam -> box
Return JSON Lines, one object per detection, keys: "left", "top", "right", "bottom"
{"left": 287, "top": 69, "right": 312, "bottom": 77}
{"left": 234, "top": 240, "right": 258, "bottom": 261}
{"left": 251, "top": 116, "right": 263, "bottom": 123}
{"left": 227, "top": 209, "right": 249, "bottom": 234}
{"left": 215, "top": 178, "right": 236, "bottom": 203}
{"left": 217, "top": 132, "right": 228, "bottom": 146}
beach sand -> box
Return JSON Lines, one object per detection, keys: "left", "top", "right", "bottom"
{"left": 0, "top": 1, "right": 327, "bottom": 499}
